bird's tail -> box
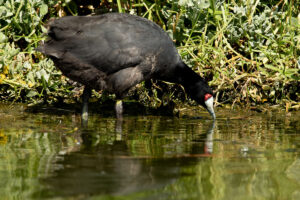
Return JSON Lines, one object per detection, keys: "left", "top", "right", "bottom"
{"left": 35, "top": 43, "right": 45, "bottom": 54}
{"left": 35, "top": 18, "right": 57, "bottom": 54}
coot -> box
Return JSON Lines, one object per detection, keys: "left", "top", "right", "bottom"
{"left": 37, "top": 13, "right": 215, "bottom": 120}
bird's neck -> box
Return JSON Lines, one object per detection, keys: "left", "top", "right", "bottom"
{"left": 173, "top": 61, "right": 204, "bottom": 90}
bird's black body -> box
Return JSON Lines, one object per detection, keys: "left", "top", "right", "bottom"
{"left": 37, "top": 13, "right": 215, "bottom": 118}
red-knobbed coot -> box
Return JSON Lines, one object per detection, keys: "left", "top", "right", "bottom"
{"left": 37, "top": 13, "right": 215, "bottom": 120}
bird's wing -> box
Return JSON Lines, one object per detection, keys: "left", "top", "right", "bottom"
{"left": 40, "top": 15, "right": 152, "bottom": 75}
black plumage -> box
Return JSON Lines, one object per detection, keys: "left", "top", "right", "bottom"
{"left": 37, "top": 13, "right": 215, "bottom": 119}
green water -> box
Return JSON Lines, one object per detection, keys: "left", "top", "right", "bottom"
{"left": 0, "top": 103, "right": 299, "bottom": 200}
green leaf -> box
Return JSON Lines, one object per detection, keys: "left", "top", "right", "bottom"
{"left": 41, "top": 25, "right": 47, "bottom": 33}
{"left": 26, "top": 90, "right": 38, "bottom": 98}
{"left": 0, "top": 6, "right": 13, "bottom": 18}
{"left": 0, "top": 32, "right": 7, "bottom": 43}
{"left": 291, "top": 17, "right": 299, "bottom": 27}
{"left": 264, "top": 64, "right": 280, "bottom": 72}
{"left": 39, "top": 4, "right": 48, "bottom": 16}
{"left": 40, "top": 69, "right": 50, "bottom": 83}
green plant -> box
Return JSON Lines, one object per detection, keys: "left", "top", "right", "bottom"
{"left": 0, "top": 0, "right": 299, "bottom": 110}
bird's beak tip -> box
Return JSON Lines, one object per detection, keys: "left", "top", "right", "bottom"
{"left": 205, "top": 96, "right": 216, "bottom": 120}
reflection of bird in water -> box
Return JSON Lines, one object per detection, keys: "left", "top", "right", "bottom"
{"left": 190, "top": 120, "right": 215, "bottom": 155}
{"left": 39, "top": 119, "right": 215, "bottom": 198}
{"left": 37, "top": 13, "right": 216, "bottom": 122}
{"left": 40, "top": 140, "right": 185, "bottom": 197}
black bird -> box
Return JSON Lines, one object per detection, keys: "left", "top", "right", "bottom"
{"left": 37, "top": 13, "right": 215, "bottom": 120}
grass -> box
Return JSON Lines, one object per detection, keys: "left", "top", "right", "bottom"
{"left": 0, "top": 0, "right": 299, "bottom": 111}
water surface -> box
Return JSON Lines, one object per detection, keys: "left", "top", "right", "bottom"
{"left": 0, "top": 103, "right": 299, "bottom": 199}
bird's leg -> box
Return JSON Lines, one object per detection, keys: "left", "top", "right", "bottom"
{"left": 81, "top": 87, "right": 91, "bottom": 124}
{"left": 115, "top": 99, "right": 123, "bottom": 119}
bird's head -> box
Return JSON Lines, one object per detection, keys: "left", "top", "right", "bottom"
{"left": 189, "top": 81, "right": 216, "bottom": 120}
